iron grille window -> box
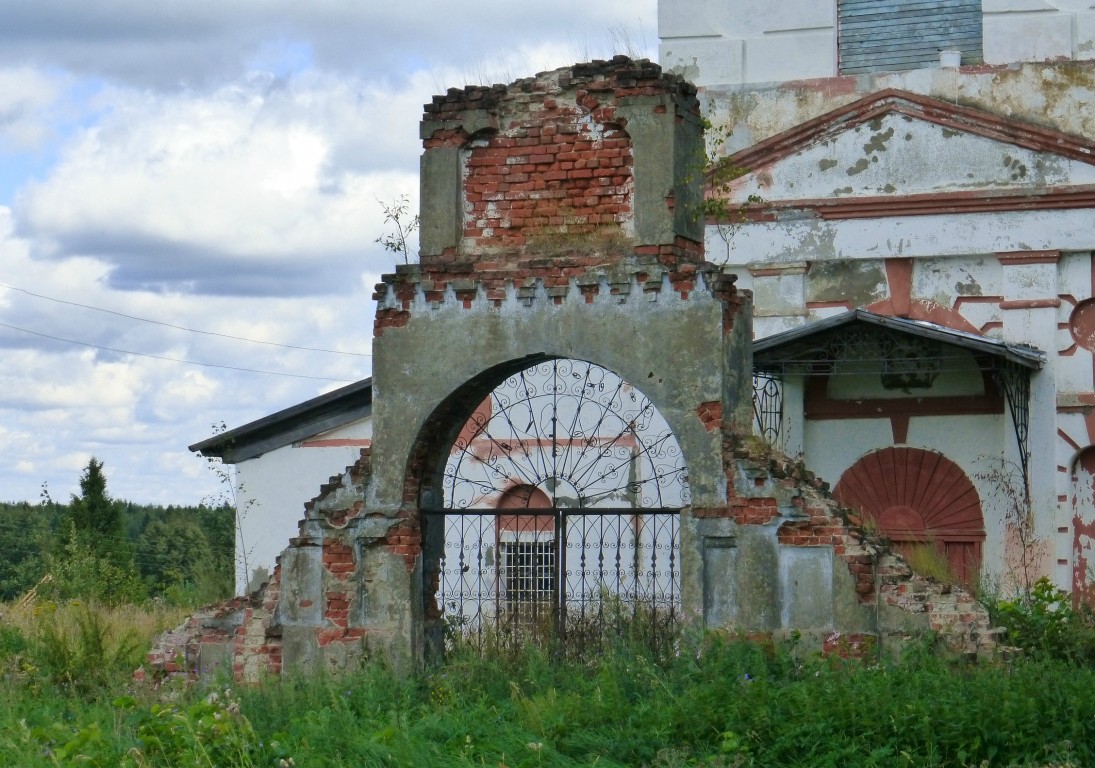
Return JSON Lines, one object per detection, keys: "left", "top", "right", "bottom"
{"left": 502, "top": 540, "right": 555, "bottom": 604}
{"left": 838, "top": 0, "right": 983, "bottom": 75}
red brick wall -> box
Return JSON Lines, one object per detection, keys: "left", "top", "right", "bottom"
{"left": 458, "top": 117, "right": 633, "bottom": 252}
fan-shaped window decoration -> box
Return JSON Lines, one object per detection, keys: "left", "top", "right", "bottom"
{"left": 833, "top": 447, "right": 984, "bottom": 584}
{"left": 442, "top": 359, "right": 690, "bottom": 510}
{"left": 425, "top": 358, "right": 688, "bottom": 656}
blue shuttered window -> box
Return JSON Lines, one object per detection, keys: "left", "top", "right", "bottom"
{"left": 838, "top": 0, "right": 983, "bottom": 74}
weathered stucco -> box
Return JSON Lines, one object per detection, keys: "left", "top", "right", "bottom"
{"left": 699, "top": 25, "right": 1095, "bottom": 595}
{"left": 149, "top": 59, "right": 995, "bottom": 681}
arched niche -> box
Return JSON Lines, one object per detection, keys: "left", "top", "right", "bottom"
{"left": 834, "top": 446, "right": 985, "bottom": 584}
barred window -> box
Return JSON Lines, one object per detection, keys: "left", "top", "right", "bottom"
{"left": 502, "top": 540, "right": 555, "bottom": 603}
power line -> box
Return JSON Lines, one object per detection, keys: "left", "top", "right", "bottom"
{"left": 0, "top": 320, "right": 356, "bottom": 383}
{"left": 0, "top": 281, "right": 372, "bottom": 357}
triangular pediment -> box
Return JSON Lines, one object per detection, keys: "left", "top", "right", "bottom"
{"left": 714, "top": 90, "right": 1095, "bottom": 209}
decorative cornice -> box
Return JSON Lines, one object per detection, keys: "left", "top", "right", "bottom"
{"left": 719, "top": 185, "right": 1095, "bottom": 223}
{"left": 373, "top": 262, "right": 739, "bottom": 317}
{"left": 748, "top": 261, "right": 809, "bottom": 277}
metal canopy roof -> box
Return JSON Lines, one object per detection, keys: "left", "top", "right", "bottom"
{"left": 753, "top": 310, "right": 1045, "bottom": 374}
{"left": 189, "top": 377, "right": 372, "bottom": 463}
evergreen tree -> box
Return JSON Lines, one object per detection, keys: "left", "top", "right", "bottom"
{"left": 55, "top": 457, "right": 142, "bottom": 600}
{"left": 69, "top": 458, "right": 123, "bottom": 544}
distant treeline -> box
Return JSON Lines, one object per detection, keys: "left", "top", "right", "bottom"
{"left": 0, "top": 499, "right": 234, "bottom": 605}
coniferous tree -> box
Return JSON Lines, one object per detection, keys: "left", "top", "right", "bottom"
{"left": 69, "top": 458, "right": 123, "bottom": 545}
{"left": 54, "top": 457, "right": 143, "bottom": 600}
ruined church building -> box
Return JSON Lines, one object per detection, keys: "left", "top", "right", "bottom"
{"left": 170, "top": 0, "right": 1095, "bottom": 678}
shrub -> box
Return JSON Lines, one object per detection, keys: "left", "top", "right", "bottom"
{"left": 994, "top": 577, "right": 1095, "bottom": 662}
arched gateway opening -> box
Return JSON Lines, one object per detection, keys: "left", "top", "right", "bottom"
{"left": 420, "top": 358, "right": 690, "bottom": 656}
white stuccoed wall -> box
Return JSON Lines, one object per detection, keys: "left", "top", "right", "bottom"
{"left": 660, "top": 0, "right": 1095, "bottom": 591}
{"left": 660, "top": 0, "right": 1095, "bottom": 87}
{"left": 232, "top": 417, "right": 372, "bottom": 594}
{"left": 983, "top": 0, "right": 1095, "bottom": 65}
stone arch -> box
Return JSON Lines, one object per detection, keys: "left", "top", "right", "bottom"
{"left": 833, "top": 446, "right": 985, "bottom": 584}
{"left": 405, "top": 355, "right": 693, "bottom": 504}
{"left": 412, "top": 356, "right": 690, "bottom": 656}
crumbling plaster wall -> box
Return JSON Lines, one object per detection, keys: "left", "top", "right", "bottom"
{"left": 703, "top": 62, "right": 1095, "bottom": 157}
{"left": 696, "top": 60, "right": 1095, "bottom": 594}
{"left": 231, "top": 417, "right": 373, "bottom": 595}
{"left": 147, "top": 59, "right": 995, "bottom": 680}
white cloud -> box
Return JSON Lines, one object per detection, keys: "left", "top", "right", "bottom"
{"left": 0, "top": 1, "right": 658, "bottom": 504}
{"left": 0, "top": 67, "right": 64, "bottom": 150}
{"left": 0, "top": 2, "right": 656, "bottom": 89}
{"left": 14, "top": 74, "right": 419, "bottom": 295}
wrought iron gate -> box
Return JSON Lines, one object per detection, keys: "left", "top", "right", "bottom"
{"left": 422, "top": 359, "right": 687, "bottom": 657}
{"left": 423, "top": 508, "right": 680, "bottom": 655}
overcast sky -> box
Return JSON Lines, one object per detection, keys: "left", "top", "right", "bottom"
{"left": 0, "top": 1, "right": 658, "bottom": 505}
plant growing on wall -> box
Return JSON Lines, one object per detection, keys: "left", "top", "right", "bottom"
{"left": 199, "top": 421, "right": 256, "bottom": 593}
{"left": 375, "top": 194, "right": 420, "bottom": 265}
{"left": 978, "top": 456, "right": 1041, "bottom": 600}
{"left": 688, "top": 102, "right": 762, "bottom": 264}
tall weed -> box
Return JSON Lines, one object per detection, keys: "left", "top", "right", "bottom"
{"left": 3, "top": 602, "right": 1095, "bottom": 767}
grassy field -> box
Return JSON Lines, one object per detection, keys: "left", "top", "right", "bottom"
{"left": 2, "top": 601, "right": 1094, "bottom": 767}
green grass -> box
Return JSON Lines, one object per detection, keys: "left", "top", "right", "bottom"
{"left": 2, "top": 603, "right": 1095, "bottom": 767}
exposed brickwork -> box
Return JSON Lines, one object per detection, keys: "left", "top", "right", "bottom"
{"left": 422, "top": 57, "right": 695, "bottom": 259}
{"left": 719, "top": 435, "right": 997, "bottom": 658}
{"left": 383, "top": 514, "right": 422, "bottom": 570}
{"left": 370, "top": 57, "right": 726, "bottom": 339}
{"left": 697, "top": 400, "right": 723, "bottom": 432}
{"left": 144, "top": 449, "right": 410, "bottom": 681}
{"left": 152, "top": 56, "right": 1001, "bottom": 681}
{"left": 459, "top": 124, "right": 632, "bottom": 251}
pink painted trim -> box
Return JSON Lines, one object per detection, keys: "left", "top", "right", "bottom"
{"left": 996, "top": 250, "right": 1062, "bottom": 265}
{"left": 1059, "top": 428, "right": 1083, "bottom": 453}
{"left": 878, "top": 259, "right": 912, "bottom": 317}
{"left": 804, "top": 373, "right": 1004, "bottom": 420}
{"left": 299, "top": 439, "right": 373, "bottom": 449}
{"left": 890, "top": 414, "right": 910, "bottom": 444}
{"left": 719, "top": 186, "right": 1095, "bottom": 223}
{"left": 1000, "top": 299, "right": 1062, "bottom": 310}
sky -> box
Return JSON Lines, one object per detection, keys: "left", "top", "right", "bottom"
{"left": 0, "top": 1, "right": 659, "bottom": 505}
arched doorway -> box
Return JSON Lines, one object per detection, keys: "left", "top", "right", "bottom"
{"left": 833, "top": 447, "right": 985, "bottom": 584}
{"left": 421, "top": 358, "right": 689, "bottom": 656}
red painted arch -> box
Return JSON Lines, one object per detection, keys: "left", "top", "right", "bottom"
{"left": 834, "top": 447, "right": 985, "bottom": 584}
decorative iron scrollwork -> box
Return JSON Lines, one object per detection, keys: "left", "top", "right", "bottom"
{"left": 426, "top": 359, "right": 686, "bottom": 657}
{"left": 442, "top": 359, "right": 690, "bottom": 511}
